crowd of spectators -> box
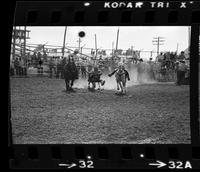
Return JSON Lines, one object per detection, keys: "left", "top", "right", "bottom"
{"left": 10, "top": 57, "right": 27, "bottom": 76}
{"left": 155, "top": 51, "right": 189, "bottom": 84}
{"left": 10, "top": 50, "right": 190, "bottom": 85}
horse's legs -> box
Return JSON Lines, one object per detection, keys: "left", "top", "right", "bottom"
{"left": 68, "top": 80, "right": 75, "bottom": 91}
{"left": 71, "top": 80, "right": 74, "bottom": 88}
{"left": 117, "top": 82, "right": 120, "bottom": 90}
{"left": 65, "top": 79, "right": 69, "bottom": 91}
{"left": 121, "top": 82, "right": 125, "bottom": 94}
{"left": 120, "top": 82, "right": 124, "bottom": 93}
{"left": 123, "top": 81, "right": 126, "bottom": 94}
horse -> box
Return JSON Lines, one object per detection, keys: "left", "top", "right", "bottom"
{"left": 115, "top": 66, "right": 127, "bottom": 94}
{"left": 63, "top": 57, "right": 78, "bottom": 92}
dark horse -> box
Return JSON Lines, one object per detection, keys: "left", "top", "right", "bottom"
{"left": 63, "top": 57, "right": 78, "bottom": 92}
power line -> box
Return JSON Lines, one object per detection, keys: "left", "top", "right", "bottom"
{"left": 152, "top": 36, "right": 165, "bottom": 56}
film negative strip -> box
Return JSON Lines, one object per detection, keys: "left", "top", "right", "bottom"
{"left": 8, "top": 0, "right": 200, "bottom": 169}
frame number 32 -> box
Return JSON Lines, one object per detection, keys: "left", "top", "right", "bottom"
{"left": 78, "top": 160, "right": 94, "bottom": 168}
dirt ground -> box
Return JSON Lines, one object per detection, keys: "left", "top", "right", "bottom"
{"left": 10, "top": 77, "right": 190, "bottom": 144}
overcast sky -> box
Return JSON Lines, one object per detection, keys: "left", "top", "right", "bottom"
{"left": 25, "top": 26, "right": 190, "bottom": 58}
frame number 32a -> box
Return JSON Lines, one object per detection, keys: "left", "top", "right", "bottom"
{"left": 168, "top": 161, "right": 192, "bottom": 169}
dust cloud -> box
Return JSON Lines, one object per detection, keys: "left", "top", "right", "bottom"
{"left": 73, "top": 63, "right": 157, "bottom": 90}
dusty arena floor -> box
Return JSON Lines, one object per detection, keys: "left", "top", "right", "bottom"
{"left": 10, "top": 77, "right": 190, "bottom": 144}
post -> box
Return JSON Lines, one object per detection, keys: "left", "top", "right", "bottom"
{"left": 115, "top": 28, "right": 119, "bottom": 54}
{"left": 12, "top": 26, "right": 16, "bottom": 61}
{"left": 95, "top": 34, "right": 97, "bottom": 61}
{"left": 23, "top": 26, "right": 26, "bottom": 61}
{"left": 131, "top": 46, "right": 133, "bottom": 58}
{"left": 153, "top": 36, "right": 165, "bottom": 56}
{"left": 80, "top": 44, "right": 86, "bottom": 58}
{"left": 112, "top": 41, "right": 114, "bottom": 57}
{"left": 78, "top": 38, "right": 81, "bottom": 50}
{"left": 176, "top": 43, "right": 179, "bottom": 53}
{"left": 62, "top": 26, "right": 67, "bottom": 58}
{"left": 188, "top": 27, "right": 191, "bottom": 49}
{"left": 150, "top": 51, "right": 153, "bottom": 58}
{"left": 157, "top": 37, "right": 160, "bottom": 56}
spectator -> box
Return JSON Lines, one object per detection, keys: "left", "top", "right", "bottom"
{"left": 38, "top": 58, "right": 43, "bottom": 74}
{"left": 56, "top": 59, "right": 62, "bottom": 79}
{"left": 48, "top": 57, "right": 55, "bottom": 78}
{"left": 148, "top": 58, "right": 155, "bottom": 80}
{"left": 37, "top": 52, "right": 42, "bottom": 61}
{"left": 156, "top": 52, "right": 164, "bottom": 63}
{"left": 81, "top": 65, "right": 87, "bottom": 78}
{"left": 14, "top": 58, "right": 20, "bottom": 75}
{"left": 61, "top": 57, "right": 67, "bottom": 79}
{"left": 76, "top": 63, "right": 81, "bottom": 76}
{"left": 19, "top": 58, "right": 24, "bottom": 76}
{"left": 39, "top": 58, "right": 43, "bottom": 67}
{"left": 20, "top": 59, "right": 27, "bottom": 76}
{"left": 160, "top": 65, "right": 167, "bottom": 81}
{"left": 148, "top": 57, "right": 153, "bottom": 64}
{"left": 43, "top": 52, "right": 47, "bottom": 62}
{"left": 176, "top": 60, "right": 188, "bottom": 85}
{"left": 177, "top": 51, "right": 186, "bottom": 61}
{"left": 170, "top": 52, "right": 176, "bottom": 69}
{"left": 10, "top": 60, "right": 15, "bottom": 76}
{"left": 137, "top": 59, "right": 144, "bottom": 83}
{"left": 170, "top": 52, "right": 176, "bottom": 61}
{"left": 31, "top": 52, "right": 37, "bottom": 66}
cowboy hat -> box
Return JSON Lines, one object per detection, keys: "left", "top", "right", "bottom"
{"left": 118, "top": 62, "right": 124, "bottom": 67}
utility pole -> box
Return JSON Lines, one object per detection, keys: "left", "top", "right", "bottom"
{"left": 176, "top": 43, "right": 179, "bottom": 54}
{"left": 152, "top": 36, "right": 165, "bottom": 56}
{"left": 150, "top": 50, "right": 153, "bottom": 58}
{"left": 95, "top": 34, "right": 97, "bottom": 61}
{"left": 62, "top": 26, "right": 67, "bottom": 58}
{"left": 115, "top": 27, "right": 120, "bottom": 55}
{"left": 12, "top": 26, "right": 16, "bottom": 60}
{"left": 78, "top": 38, "right": 81, "bottom": 50}
{"left": 131, "top": 45, "right": 134, "bottom": 58}
{"left": 80, "top": 44, "right": 86, "bottom": 57}
{"left": 188, "top": 27, "right": 191, "bottom": 49}
{"left": 77, "top": 37, "right": 82, "bottom": 51}
{"left": 112, "top": 41, "right": 114, "bottom": 57}
{"left": 23, "top": 26, "right": 26, "bottom": 61}
{"left": 12, "top": 26, "right": 30, "bottom": 61}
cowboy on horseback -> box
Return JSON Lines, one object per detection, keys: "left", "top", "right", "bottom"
{"left": 63, "top": 54, "right": 78, "bottom": 92}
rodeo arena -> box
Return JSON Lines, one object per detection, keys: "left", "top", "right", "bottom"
{"left": 10, "top": 27, "right": 191, "bottom": 144}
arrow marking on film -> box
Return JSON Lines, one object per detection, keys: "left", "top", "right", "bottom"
{"left": 149, "top": 160, "right": 167, "bottom": 168}
{"left": 58, "top": 163, "right": 77, "bottom": 168}
{"left": 59, "top": 163, "right": 69, "bottom": 167}
{"left": 68, "top": 163, "right": 77, "bottom": 168}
